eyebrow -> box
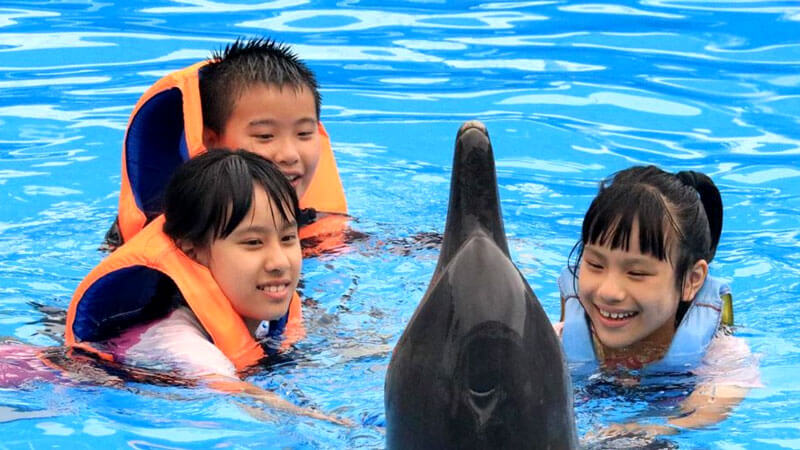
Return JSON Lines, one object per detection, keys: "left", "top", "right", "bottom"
{"left": 583, "top": 247, "right": 606, "bottom": 260}
{"left": 233, "top": 221, "right": 298, "bottom": 235}
{"left": 248, "top": 118, "right": 317, "bottom": 127}
{"left": 584, "top": 246, "right": 655, "bottom": 266}
{"left": 621, "top": 257, "right": 656, "bottom": 266}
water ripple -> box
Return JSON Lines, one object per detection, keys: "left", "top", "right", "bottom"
{"left": 0, "top": 8, "right": 59, "bottom": 28}
{"left": 559, "top": 3, "right": 686, "bottom": 19}
{"left": 240, "top": 9, "right": 547, "bottom": 32}
{"left": 446, "top": 58, "right": 604, "bottom": 72}
{"left": 140, "top": 0, "right": 311, "bottom": 14}
{"left": 499, "top": 91, "right": 702, "bottom": 115}
{"left": 641, "top": 0, "right": 800, "bottom": 15}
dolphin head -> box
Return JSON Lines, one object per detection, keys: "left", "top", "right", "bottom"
{"left": 436, "top": 121, "right": 509, "bottom": 275}
{"left": 385, "top": 121, "right": 578, "bottom": 449}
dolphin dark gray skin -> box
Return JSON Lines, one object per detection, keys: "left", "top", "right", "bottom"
{"left": 384, "top": 121, "right": 578, "bottom": 449}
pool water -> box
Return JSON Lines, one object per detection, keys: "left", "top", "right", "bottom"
{"left": 1, "top": 1, "right": 799, "bottom": 448}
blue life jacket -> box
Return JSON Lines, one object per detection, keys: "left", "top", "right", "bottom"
{"left": 557, "top": 266, "right": 730, "bottom": 374}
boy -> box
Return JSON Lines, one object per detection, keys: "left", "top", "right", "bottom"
{"left": 105, "top": 38, "right": 346, "bottom": 249}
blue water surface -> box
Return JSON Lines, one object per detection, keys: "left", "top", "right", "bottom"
{"left": 1, "top": 1, "right": 799, "bottom": 448}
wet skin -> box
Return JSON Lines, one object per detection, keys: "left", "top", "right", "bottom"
{"left": 193, "top": 185, "right": 302, "bottom": 335}
{"left": 578, "top": 220, "right": 706, "bottom": 366}
{"left": 204, "top": 84, "right": 321, "bottom": 200}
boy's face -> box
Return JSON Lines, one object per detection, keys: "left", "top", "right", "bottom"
{"left": 204, "top": 84, "right": 320, "bottom": 200}
{"left": 194, "top": 185, "right": 302, "bottom": 333}
{"left": 577, "top": 220, "right": 687, "bottom": 354}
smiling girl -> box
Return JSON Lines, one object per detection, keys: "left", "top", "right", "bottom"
{"left": 60, "top": 149, "right": 356, "bottom": 424}
{"left": 554, "top": 165, "right": 758, "bottom": 436}
{"left": 0, "top": 149, "right": 349, "bottom": 424}
{"left": 67, "top": 148, "right": 302, "bottom": 377}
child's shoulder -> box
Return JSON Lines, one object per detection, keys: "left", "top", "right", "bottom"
{"left": 109, "top": 307, "right": 237, "bottom": 378}
{"left": 695, "top": 333, "right": 761, "bottom": 388}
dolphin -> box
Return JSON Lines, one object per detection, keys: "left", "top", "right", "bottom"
{"left": 384, "top": 121, "right": 578, "bottom": 449}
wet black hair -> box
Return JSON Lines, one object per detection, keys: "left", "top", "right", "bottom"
{"left": 163, "top": 148, "right": 300, "bottom": 247}
{"left": 200, "top": 37, "right": 321, "bottom": 134}
{"left": 571, "top": 165, "right": 723, "bottom": 305}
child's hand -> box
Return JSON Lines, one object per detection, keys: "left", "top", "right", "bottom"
{"left": 246, "top": 386, "right": 354, "bottom": 427}
{"left": 207, "top": 376, "right": 354, "bottom": 427}
{"left": 237, "top": 401, "right": 354, "bottom": 427}
{"left": 303, "top": 408, "right": 354, "bottom": 427}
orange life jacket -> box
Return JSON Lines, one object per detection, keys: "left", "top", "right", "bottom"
{"left": 118, "top": 61, "right": 347, "bottom": 243}
{"left": 299, "top": 213, "right": 351, "bottom": 257}
{"left": 66, "top": 215, "right": 304, "bottom": 372}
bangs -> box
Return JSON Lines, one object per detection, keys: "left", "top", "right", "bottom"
{"left": 164, "top": 148, "right": 300, "bottom": 247}
{"left": 214, "top": 154, "right": 299, "bottom": 240}
{"left": 582, "top": 183, "right": 679, "bottom": 262}
{"left": 211, "top": 160, "right": 253, "bottom": 240}
{"left": 256, "top": 179, "right": 298, "bottom": 229}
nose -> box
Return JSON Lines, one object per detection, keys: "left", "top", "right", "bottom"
{"left": 596, "top": 273, "right": 625, "bottom": 303}
{"left": 272, "top": 137, "right": 300, "bottom": 168}
{"left": 262, "top": 239, "right": 291, "bottom": 274}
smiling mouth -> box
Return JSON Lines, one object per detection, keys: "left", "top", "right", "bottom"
{"left": 596, "top": 307, "right": 638, "bottom": 320}
{"left": 283, "top": 173, "right": 301, "bottom": 184}
{"left": 257, "top": 283, "right": 291, "bottom": 299}
{"left": 259, "top": 284, "right": 289, "bottom": 293}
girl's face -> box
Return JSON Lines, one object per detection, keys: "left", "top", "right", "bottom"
{"left": 194, "top": 185, "right": 301, "bottom": 334}
{"left": 577, "top": 221, "right": 689, "bottom": 355}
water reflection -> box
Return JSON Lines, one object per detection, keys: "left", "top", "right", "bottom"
{"left": 241, "top": 9, "right": 547, "bottom": 32}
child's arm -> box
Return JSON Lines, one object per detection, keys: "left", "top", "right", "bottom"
{"left": 205, "top": 376, "right": 351, "bottom": 426}
{"left": 669, "top": 332, "right": 760, "bottom": 430}
{"left": 667, "top": 381, "right": 748, "bottom": 430}
{"left": 587, "top": 333, "right": 759, "bottom": 444}
{"left": 115, "top": 308, "right": 351, "bottom": 426}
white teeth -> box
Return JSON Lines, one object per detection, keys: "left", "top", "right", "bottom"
{"left": 598, "top": 308, "right": 636, "bottom": 320}
{"left": 259, "top": 284, "right": 287, "bottom": 292}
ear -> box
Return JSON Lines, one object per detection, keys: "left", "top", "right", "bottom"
{"left": 178, "top": 239, "right": 209, "bottom": 267}
{"left": 681, "top": 259, "right": 709, "bottom": 302}
{"left": 202, "top": 127, "right": 220, "bottom": 148}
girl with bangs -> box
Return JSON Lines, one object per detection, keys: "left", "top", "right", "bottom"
{"left": 1, "top": 149, "right": 349, "bottom": 425}
{"left": 63, "top": 148, "right": 347, "bottom": 425}
{"left": 70, "top": 148, "right": 303, "bottom": 378}
{"left": 554, "top": 166, "right": 759, "bottom": 438}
